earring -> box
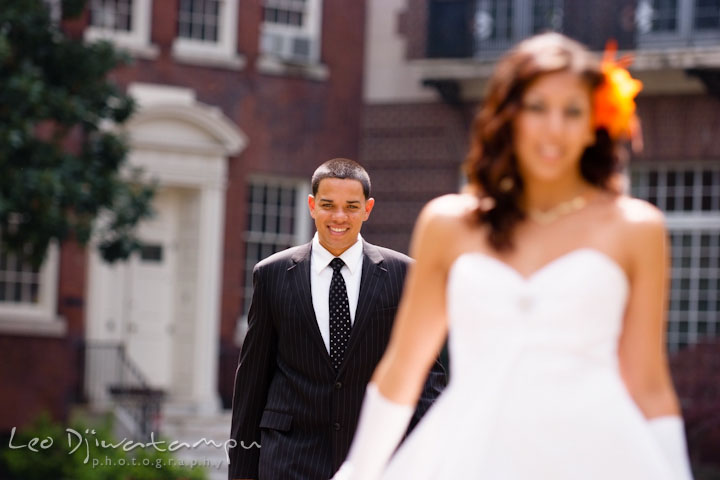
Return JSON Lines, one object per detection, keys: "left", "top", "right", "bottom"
{"left": 499, "top": 176, "right": 514, "bottom": 193}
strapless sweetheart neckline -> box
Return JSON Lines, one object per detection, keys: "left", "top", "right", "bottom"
{"left": 451, "top": 247, "right": 629, "bottom": 289}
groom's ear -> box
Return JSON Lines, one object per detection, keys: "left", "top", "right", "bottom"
{"left": 308, "top": 194, "right": 317, "bottom": 218}
{"left": 363, "top": 197, "right": 375, "bottom": 220}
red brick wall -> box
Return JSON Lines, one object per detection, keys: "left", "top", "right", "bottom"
{"left": 0, "top": 336, "right": 80, "bottom": 430}
{"left": 635, "top": 95, "right": 720, "bottom": 162}
{"left": 360, "top": 102, "right": 472, "bottom": 253}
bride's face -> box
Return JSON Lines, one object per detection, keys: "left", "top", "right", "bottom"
{"left": 512, "top": 70, "right": 596, "bottom": 184}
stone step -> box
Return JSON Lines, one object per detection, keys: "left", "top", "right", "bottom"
{"left": 160, "top": 409, "right": 233, "bottom": 480}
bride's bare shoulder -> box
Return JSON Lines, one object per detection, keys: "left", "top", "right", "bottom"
{"left": 409, "top": 194, "right": 481, "bottom": 261}
{"left": 604, "top": 195, "right": 667, "bottom": 255}
{"left": 422, "top": 193, "right": 480, "bottom": 222}
{"left": 608, "top": 195, "right": 666, "bottom": 230}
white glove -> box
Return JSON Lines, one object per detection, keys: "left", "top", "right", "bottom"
{"left": 332, "top": 383, "right": 413, "bottom": 480}
{"left": 648, "top": 416, "right": 694, "bottom": 480}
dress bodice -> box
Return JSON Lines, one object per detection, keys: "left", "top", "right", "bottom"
{"left": 446, "top": 248, "right": 629, "bottom": 382}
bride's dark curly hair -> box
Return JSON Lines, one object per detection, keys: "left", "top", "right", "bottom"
{"left": 464, "top": 33, "right": 621, "bottom": 251}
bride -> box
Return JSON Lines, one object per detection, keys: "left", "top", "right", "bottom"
{"left": 332, "top": 33, "right": 694, "bottom": 479}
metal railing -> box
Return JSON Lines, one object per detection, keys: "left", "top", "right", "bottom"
{"left": 84, "top": 342, "right": 165, "bottom": 441}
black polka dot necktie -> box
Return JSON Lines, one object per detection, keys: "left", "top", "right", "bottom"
{"left": 329, "top": 257, "right": 351, "bottom": 371}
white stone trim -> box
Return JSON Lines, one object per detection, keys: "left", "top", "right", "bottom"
{"left": 257, "top": 54, "right": 329, "bottom": 80}
{"left": 125, "top": 104, "right": 247, "bottom": 158}
{"left": 190, "top": 185, "right": 225, "bottom": 414}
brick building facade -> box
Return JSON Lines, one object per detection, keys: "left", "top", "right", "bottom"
{"left": 0, "top": 0, "right": 368, "bottom": 431}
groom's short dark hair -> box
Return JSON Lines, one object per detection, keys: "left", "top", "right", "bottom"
{"left": 311, "top": 158, "right": 371, "bottom": 199}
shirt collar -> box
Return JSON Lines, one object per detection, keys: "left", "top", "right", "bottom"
{"left": 311, "top": 232, "right": 364, "bottom": 275}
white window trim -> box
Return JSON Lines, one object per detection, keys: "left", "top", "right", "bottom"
{"left": 257, "top": 54, "right": 329, "bottom": 80}
{"left": 171, "top": 0, "right": 246, "bottom": 70}
{"left": 84, "top": 0, "right": 158, "bottom": 59}
{"left": 257, "top": 0, "right": 327, "bottom": 75}
{"left": 0, "top": 243, "right": 65, "bottom": 337}
{"left": 472, "top": 0, "right": 563, "bottom": 59}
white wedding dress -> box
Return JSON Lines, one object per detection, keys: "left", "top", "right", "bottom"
{"left": 381, "top": 248, "right": 684, "bottom": 479}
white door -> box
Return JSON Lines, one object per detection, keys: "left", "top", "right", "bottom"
{"left": 122, "top": 188, "right": 178, "bottom": 389}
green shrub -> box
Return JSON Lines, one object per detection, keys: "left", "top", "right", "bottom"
{"left": 1, "top": 413, "right": 207, "bottom": 480}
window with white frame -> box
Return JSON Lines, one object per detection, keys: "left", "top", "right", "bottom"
{"left": 89, "top": 0, "right": 134, "bottom": 32}
{"left": 0, "top": 243, "right": 63, "bottom": 335}
{"left": 635, "top": 0, "right": 720, "bottom": 47}
{"left": 172, "top": 0, "right": 242, "bottom": 68}
{"left": 631, "top": 163, "right": 720, "bottom": 352}
{"left": 473, "top": 0, "right": 563, "bottom": 57}
{"left": 0, "top": 250, "right": 42, "bottom": 306}
{"left": 84, "top": 0, "right": 156, "bottom": 56}
{"left": 259, "top": 0, "right": 323, "bottom": 64}
{"left": 242, "top": 177, "right": 311, "bottom": 316}
{"left": 178, "top": 0, "right": 220, "bottom": 42}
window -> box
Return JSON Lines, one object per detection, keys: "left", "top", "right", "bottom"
{"left": 473, "top": 0, "right": 563, "bottom": 57}
{"left": 694, "top": 0, "right": 720, "bottom": 29}
{"left": 177, "top": 0, "right": 220, "bottom": 42}
{"left": 631, "top": 163, "right": 720, "bottom": 352}
{"left": 0, "top": 251, "right": 42, "bottom": 305}
{"left": 89, "top": 0, "right": 134, "bottom": 32}
{"left": 172, "top": 0, "right": 243, "bottom": 69}
{"left": 84, "top": 0, "right": 156, "bottom": 57}
{"left": 0, "top": 243, "right": 63, "bottom": 336}
{"left": 242, "top": 177, "right": 311, "bottom": 316}
{"left": 632, "top": 164, "right": 720, "bottom": 213}
{"left": 259, "top": 0, "right": 323, "bottom": 64}
{"left": 531, "top": 0, "right": 563, "bottom": 33}
{"left": 636, "top": 0, "right": 720, "bottom": 47}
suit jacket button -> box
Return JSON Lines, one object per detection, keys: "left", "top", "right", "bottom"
{"left": 334, "top": 382, "right": 342, "bottom": 390}
{"left": 333, "top": 422, "right": 341, "bottom": 431}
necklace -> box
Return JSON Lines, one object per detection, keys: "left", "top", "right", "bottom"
{"left": 528, "top": 194, "right": 588, "bottom": 225}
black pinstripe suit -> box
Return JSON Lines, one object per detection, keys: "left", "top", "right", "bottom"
{"left": 228, "top": 240, "right": 446, "bottom": 480}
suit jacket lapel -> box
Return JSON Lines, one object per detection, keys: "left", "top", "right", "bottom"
{"left": 339, "top": 241, "right": 387, "bottom": 374}
{"left": 289, "top": 243, "right": 334, "bottom": 371}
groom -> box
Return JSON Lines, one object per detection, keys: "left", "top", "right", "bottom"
{"left": 228, "top": 159, "right": 446, "bottom": 479}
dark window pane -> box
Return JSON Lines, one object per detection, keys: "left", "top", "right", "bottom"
{"left": 652, "top": 0, "right": 679, "bottom": 31}
{"left": 694, "top": 0, "right": 720, "bottom": 29}
{"left": 140, "top": 244, "right": 163, "bottom": 262}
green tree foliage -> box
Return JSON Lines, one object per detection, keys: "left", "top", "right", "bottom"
{"left": 0, "top": 0, "right": 154, "bottom": 265}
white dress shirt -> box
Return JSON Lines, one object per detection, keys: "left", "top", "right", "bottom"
{"left": 311, "top": 232, "right": 364, "bottom": 353}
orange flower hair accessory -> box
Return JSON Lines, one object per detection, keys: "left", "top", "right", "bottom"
{"left": 593, "top": 40, "right": 643, "bottom": 140}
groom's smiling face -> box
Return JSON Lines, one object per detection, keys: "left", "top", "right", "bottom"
{"left": 308, "top": 177, "right": 375, "bottom": 256}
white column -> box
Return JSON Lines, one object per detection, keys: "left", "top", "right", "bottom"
{"left": 191, "top": 181, "right": 226, "bottom": 414}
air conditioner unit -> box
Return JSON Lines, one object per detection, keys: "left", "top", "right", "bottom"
{"left": 260, "top": 29, "right": 314, "bottom": 64}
